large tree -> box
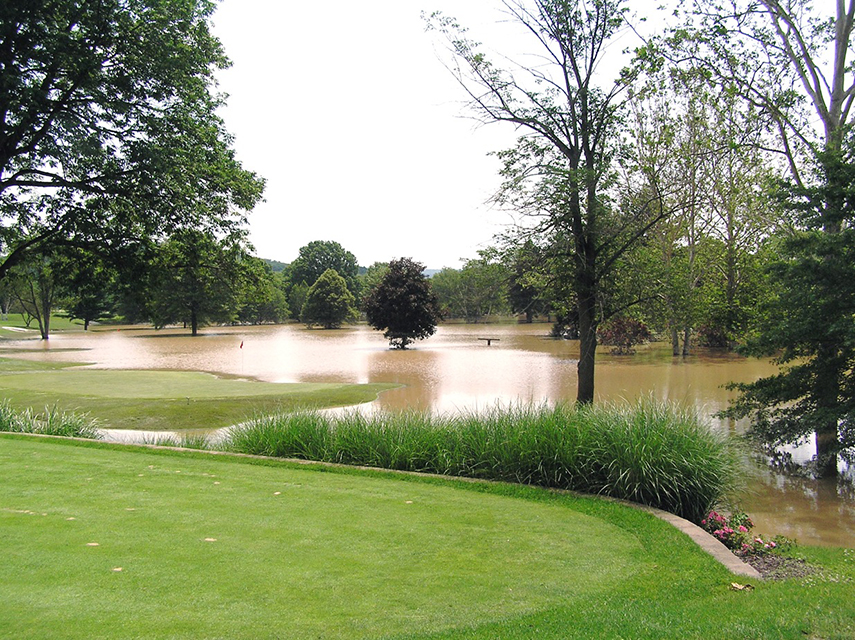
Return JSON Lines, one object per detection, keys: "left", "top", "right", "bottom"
{"left": 6, "top": 249, "right": 59, "bottom": 339}
{"left": 56, "top": 247, "right": 116, "bottom": 330}
{"left": 235, "top": 257, "right": 289, "bottom": 325}
{"left": 301, "top": 268, "right": 357, "bottom": 329}
{"left": 147, "top": 230, "right": 245, "bottom": 335}
{"left": 364, "top": 258, "right": 442, "bottom": 349}
{"left": 429, "top": 0, "right": 677, "bottom": 403}
{"left": 667, "top": 0, "right": 855, "bottom": 474}
{"left": 431, "top": 255, "right": 509, "bottom": 322}
{"left": 0, "top": 0, "right": 264, "bottom": 281}
{"left": 287, "top": 241, "right": 360, "bottom": 298}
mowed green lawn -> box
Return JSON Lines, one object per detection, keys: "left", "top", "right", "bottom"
{"left": 0, "top": 357, "right": 396, "bottom": 430}
{"left": 2, "top": 435, "right": 854, "bottom": 640}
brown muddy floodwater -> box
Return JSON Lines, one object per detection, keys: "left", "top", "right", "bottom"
{"left": 4, "top": 322, "right": 854, "bottom": 547}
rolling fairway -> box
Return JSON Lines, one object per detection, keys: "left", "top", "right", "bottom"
{"left": 2, "top": 435, "right": 854, "bottom": 639}
{"left": 0, "top": 357, "right": 396, "bottom": 430}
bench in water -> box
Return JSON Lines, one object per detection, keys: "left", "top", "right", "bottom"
{"left": 478, "top": 338, "right": 501, "bottom": 346}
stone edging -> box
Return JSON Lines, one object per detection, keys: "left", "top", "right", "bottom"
{"left": 632, "top": 504, "right": 762, "bottom": 579}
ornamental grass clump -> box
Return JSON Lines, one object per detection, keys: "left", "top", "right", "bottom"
{"left": 225, "top": 410, "right": 332, "bottom": 460}
{"left": 0, "top": 401, "right": 101, "bottom": 439}
{"left": 226, "top": 400, "right": 744, "bottom": 522}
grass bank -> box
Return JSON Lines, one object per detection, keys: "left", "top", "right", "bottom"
{"left": 0, "top": 357, "right": 396, "bottom": 431}
{"left": 0, "top": 313, "right": 84, "bottom": 337}
{"left": 2, "top": 435, "right": 853, "bottom": 640}
{"left": 224, "top": 401, "right": 743, "bottom": 522}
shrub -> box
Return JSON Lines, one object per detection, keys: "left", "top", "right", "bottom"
{"left": 598, "top": 316, "right": 651, "bottom": 354}
{"left": 700, "top": 509, "right": 794, "bottom": 555}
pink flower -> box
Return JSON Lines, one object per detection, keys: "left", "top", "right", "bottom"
{"left": 738, "top": 525, "right": 748, "bottom": 533}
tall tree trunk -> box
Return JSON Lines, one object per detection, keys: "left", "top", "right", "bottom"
{"left": 576, "top": 294, "right": 597, "bottom": 405}
{"left": 576, "top": 259, "right": 598, "bottom": 404}
{"left": 814, "top": 343, "right": 841, "bottom": 477}
{"left": 191, "top": 310, "right": 198, "bottom": 336}
{"left": 671, "top": 324, "right": 680, "bottom": 356}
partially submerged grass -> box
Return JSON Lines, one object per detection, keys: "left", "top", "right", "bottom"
{"left": 0, "top": 401, "right": 101, "bottom": 439}
{"left": 139, "top": 431, "right": 214, "bottom": 450}
{"left": 0, "top": 358, "right": 397, "bottom": 430}
{"left": 224, "top": 400, "right": 743, "bottom": 522}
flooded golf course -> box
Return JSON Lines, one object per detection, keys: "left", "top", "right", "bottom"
{"left": 4, "top": 322, "right": 854, "bottom": 547}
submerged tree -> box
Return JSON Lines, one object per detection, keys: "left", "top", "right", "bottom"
{"left": 288, "top": 241, "right": 360, "bottom": 298}
{"left": 301, "top": 269, "right": 357, "bottom": 329}
{"left": 724, "top": 148, "right": 855, "bottom": 473}
{"left": 364, "top": 258, "right": 442, "bottom": 349}
{"left": 667, "top": 0, "right": 855, "bottom": 475}
{"left": 147, "top": 230, "right": 246, "bottom": 335}
{"left": 428, "top": 0, "right": 679, "bottom": 403}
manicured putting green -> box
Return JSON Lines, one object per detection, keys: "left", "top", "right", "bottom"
{"left": 0, "top": 437, "right": 641, "bottom": 639}
{"left": 0, "top": 368, "right": 365, "bottom": 398}
{"left": 0, "top": 358, "right": 397, "bottom": 430}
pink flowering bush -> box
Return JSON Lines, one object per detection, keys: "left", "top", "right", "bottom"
{"left": 700, "top": 510, "right": 753, "bottom": 550}
{"left": 700, "top": 510, "right": 792, "bottom": 555}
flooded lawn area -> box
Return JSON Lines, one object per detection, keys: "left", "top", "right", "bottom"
{"left": 3, "top": 322, "right": 852, "bottom": 546}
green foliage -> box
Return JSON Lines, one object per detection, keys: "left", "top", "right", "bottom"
{"left": 288, "top": 240, "right": 360, "bottom": 298}
{"left": 3, "top": 249, "right": 59, "bottom": 339}
{"left": 227, "top": 400, "right": 744, "bottom": 523}
{"left": 357, "top": 262, "right": 389, "bottom": 309}
{"left": 0, "top": 401, "right": 100, "bottom": 439}
{"left": 429, "top": 1, "right": 677, "bottom": 401}
{"left": 0, "top": 0, "right": 264, "bottom": 282}
{"left": 364, "top": 258, "right": 442, "bottom": 349}
{"left": 431, "top": 256, "right": 510, "bottom": 322}
{"left": 300, "top": 268, "right": 357, "bottom": 329}
{"left": 55, "top": 248, "right": 116, "bottom": 330}
{"left": 235, "top": 257, "right": 289, "bottom": 324}
{"left": 505, "top": 240, "right": 552, "bottom": 322}
{"left": 285, "top": 281, "right": 309, "bottom": 321}
{"left": 147, "top": 230, "right": 246, "bottom": 334}
{"left": 723, "top": 146, "right": 855, "bottom": 474}
{"left": 261, "top": 258, "right": 288, "bottom": 273}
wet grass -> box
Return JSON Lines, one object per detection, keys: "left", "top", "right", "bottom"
{"left": 224, "top": 401, "right": 744, "bottom": 523}
{"left": 0, "top": 357, "right": 397, "bottom": 431}
{"left": 1, "top": 435, "right": 853, "bottom": 640}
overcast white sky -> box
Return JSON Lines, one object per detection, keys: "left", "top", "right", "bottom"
{"left": 210, "top": 1, "right": 649, "bottom": 269}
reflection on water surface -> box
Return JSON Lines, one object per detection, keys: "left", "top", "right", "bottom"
{"left": 3, "top": 322, "right": 852, "bottom": 547}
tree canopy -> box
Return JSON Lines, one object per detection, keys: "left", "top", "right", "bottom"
{"left": 0, "top": 0, "right": 264, "bottom": 281}
{"left": 288, "top": 241, "right": 360, "bottom": 297}
{"left": 660, "top": 0, "right": 855, "bottom": 475}
{"left": 364, "top": 258, "right": 442, "bottom": 349}
{"left": 147, "top": 230, "right": 245, "bottom": 335}
{"left": 301, "top": 268, "right": 357, "bottom": 329}
{"left": 428, "top": 0, "right": 677, "bottom": 402}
